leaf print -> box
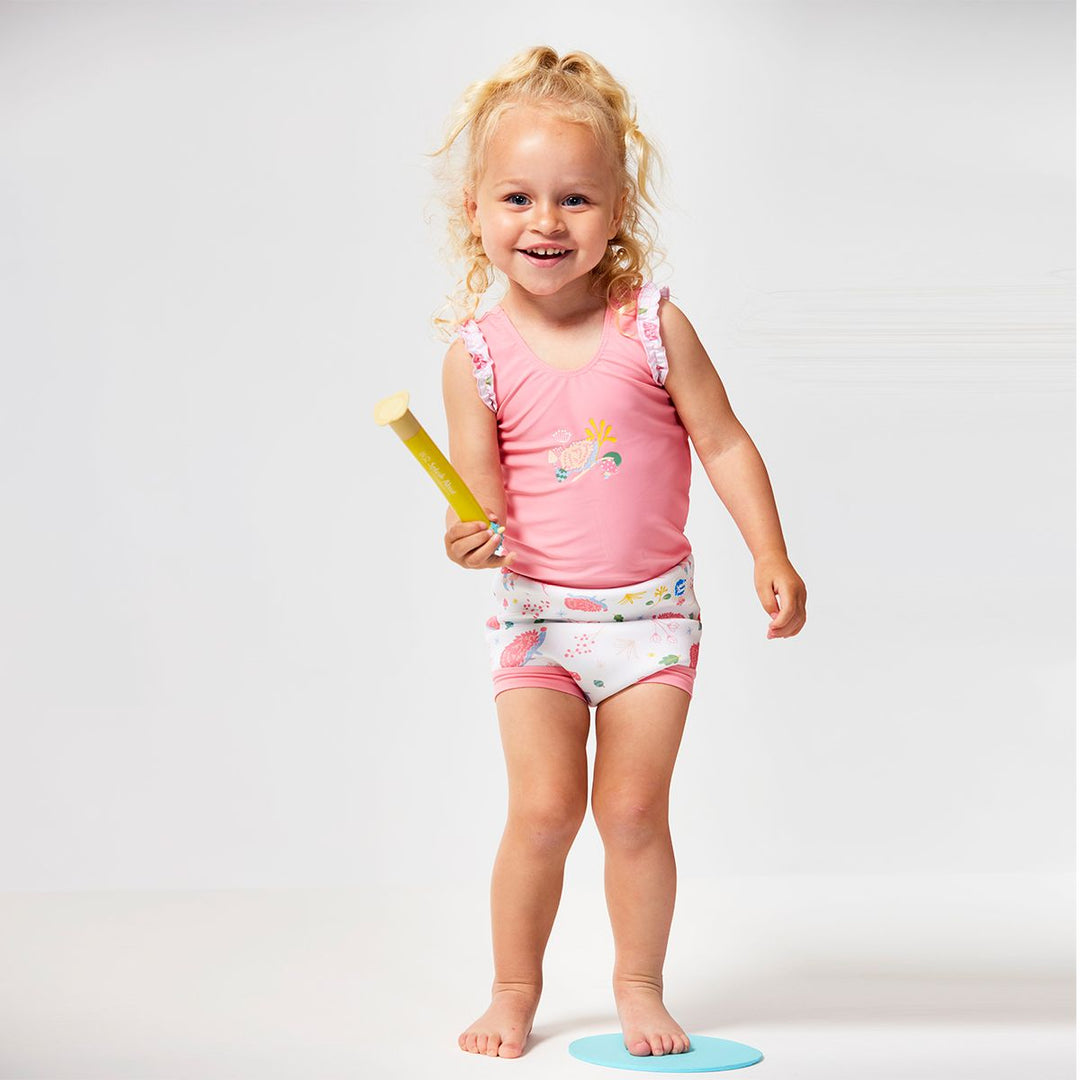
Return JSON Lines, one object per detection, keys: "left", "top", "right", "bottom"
{"left": 650, "top": 622, "right": 681, "bottom": 647}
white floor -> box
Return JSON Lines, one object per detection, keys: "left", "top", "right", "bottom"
{"left": 0, "top": 878, "right": 1072, "bottom": 1079}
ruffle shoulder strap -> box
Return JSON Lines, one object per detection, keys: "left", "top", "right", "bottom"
{"left": 456, "top": 319, "right": 497, "bottom": 413}
{"left": 635, "top": 280, "right": 671, "bottom": 386}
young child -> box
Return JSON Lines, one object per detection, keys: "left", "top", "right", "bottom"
{"left": 429, "top": 45, "right": 807, "bottom": 1060}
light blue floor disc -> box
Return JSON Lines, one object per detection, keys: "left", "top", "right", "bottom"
{"left": 568, "top": 1033, "right": 764, "bottom": 1073}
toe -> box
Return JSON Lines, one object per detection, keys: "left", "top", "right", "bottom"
{"left": 465, "top": 1032, "right": 478, "bottom": 1053}
{"left": 649, "top": 1035, "right": 664, "bottom": 1055}
{"left": 486, "top": 1034, "right": 500, "bottom": 1057}
{"left": 500, "top": 1040, "right": 523, "bottom": 1058}
{"left": 628, "top": 1037, "right": 652, "bottom": 1056}
{"left": 476, "top": 1033, "right": 489, "bottom": 1054}
{"left": 661, "top": 1034, "right": 674, "bottom": 1054}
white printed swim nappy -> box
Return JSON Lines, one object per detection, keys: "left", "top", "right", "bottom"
{"left": 484, "top": 555, "right": 703, "bottom": 707}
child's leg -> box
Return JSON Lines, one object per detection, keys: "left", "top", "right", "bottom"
{"left": 591, "top": 680, "right": 692, "bottom": 1056}
{"left": 459, "top": 685, "right": 591, "bottom": 1058}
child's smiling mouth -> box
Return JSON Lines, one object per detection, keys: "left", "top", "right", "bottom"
{"left": 517, "top": 248, "right": 573, "bottom": 263}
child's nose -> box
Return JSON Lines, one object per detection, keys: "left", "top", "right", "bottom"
{"left": 531, "top": 202, "right": 566, "bottom": 234}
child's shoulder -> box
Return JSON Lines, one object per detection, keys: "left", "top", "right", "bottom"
{"left": 655, "top": 293, "right": 698, "bottom": 342}
{"left": 442, "top": 332, "right": 470, "bottom": 363}
{"left": 443, "top": 320, "right": 497, "bottom": 415}
{"left": 633, "top": 281, "right": 694, "bottom": 339}
{"left": 444, "top": 308, "right": 489, "bottom": 349}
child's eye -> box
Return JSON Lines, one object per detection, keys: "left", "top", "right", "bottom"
{"left": 503, "top": 194, "right": 590, "bottom": 207}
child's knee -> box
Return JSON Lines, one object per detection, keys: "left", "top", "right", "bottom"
{"left": 508, "top": 797, "right": 587, "bottom": 848}
{"left": 591, "top": 797, "right": 669, "bottom": 849}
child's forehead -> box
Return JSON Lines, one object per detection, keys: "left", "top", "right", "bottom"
{"left": 482, "top": 107, "right": 613, "bottom": 182}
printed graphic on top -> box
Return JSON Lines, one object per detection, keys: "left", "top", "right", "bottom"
{"left": 549, "top": 418, "right": 622, "bottom": 483}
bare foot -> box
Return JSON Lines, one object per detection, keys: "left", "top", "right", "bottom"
{"left": 614, "top": 984, "right": 691, "bottom": 1056}
{"left": 459, "top": 986, "right": 540, "bottom": 1058}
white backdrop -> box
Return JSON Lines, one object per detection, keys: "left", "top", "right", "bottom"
{"left": 0, "top": 0, "right": 1072, "bottom": 986}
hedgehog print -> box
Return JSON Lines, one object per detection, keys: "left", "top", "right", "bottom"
{"left": 548, "top": 418, "right": 622, "bottom": 483}
{"left": 499, "top": 628, "right": 548, "bottom": 668}
{"left": 564, "top": 594, "right": 608, "bottom": 613}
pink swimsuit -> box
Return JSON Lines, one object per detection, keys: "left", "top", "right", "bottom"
{"left": 458, "top": 281, "right": 703, "bottom": 707}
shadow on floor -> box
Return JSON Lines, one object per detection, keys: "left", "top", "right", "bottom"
{"left": 669, "top": 972, "right": 1073, "bottom": 1029}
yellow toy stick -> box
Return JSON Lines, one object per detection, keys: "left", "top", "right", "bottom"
{"left": 374, "top": 390, "right": 505, "bottom": 553}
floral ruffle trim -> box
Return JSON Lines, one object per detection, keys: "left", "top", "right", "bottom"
{"left": 636, "top": 281, "right": 671, "bottom": 386}
{"left": 457, "top": 320, "right": 497, "bottom": 413}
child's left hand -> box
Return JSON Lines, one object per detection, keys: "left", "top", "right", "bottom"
{"left": 754, "top": 553, "right": 807, "bottom": 639}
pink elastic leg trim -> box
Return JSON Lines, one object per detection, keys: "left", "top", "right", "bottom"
{"left": 492, "top": 664, "right": 696, "bottom": 703}
{"left": 493, "top": 667, "right": 588, "bottom": 702}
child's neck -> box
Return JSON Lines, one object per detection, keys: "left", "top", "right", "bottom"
{"left": 501, "top": 279, "right": 605, "bottom": 328}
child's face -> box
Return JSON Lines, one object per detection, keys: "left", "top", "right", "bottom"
{"left": 465, "top": 106, "right": 626, "bottom": 301}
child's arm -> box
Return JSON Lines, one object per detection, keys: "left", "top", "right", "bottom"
{"left": 659, "top": 298, "right": 807, "bottom": 638}
{"left": 441, "top": 337, "right": 516, "bottom": 569}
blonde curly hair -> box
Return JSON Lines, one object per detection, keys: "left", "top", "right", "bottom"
{"left": 425, "top": 45, "right": 667, "bottom": 342}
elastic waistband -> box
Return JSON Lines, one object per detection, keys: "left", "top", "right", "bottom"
{"left": 491, "top": 554, "right": 698, "bottom": 625}
{"left": 497, "top": 554, "right": 694, "bottom": 593}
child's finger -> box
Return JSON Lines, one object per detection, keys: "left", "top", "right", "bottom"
{"left": 475, "top": 521, "right": 506, "bottom": 550}
{"left": 448, "top": 519, "right": 490, "bottom": 543}
{"left": 467, "top": 528, "right": 503, "bottom": 567}
{"left": 448, "top": 526, "right": 487, "bottom": 563}
{"left": 453, "top": 519, "right": 494, "bottom": 543}
{"left": 462, "top": 531, "right": 494, "bottom": 559}
{"left": 483, "top": 532, "right": 516, "bottom": 568}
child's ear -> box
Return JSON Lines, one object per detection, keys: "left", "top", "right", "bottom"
{"left": 609, "top": 189, "right": 628, "bottom": 238}
{"left": 464, "top": 188, "right": 481, "bottom": 237}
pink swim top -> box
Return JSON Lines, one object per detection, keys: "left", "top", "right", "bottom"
{"left": 457, "top": 281, "right": 692, "bottom": 589}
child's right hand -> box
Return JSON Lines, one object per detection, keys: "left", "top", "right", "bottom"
{"left": 444, "top": 509, "right": 517, "bottom": 570}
